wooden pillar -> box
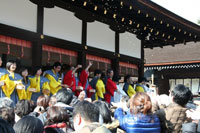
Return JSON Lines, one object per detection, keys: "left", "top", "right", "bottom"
{"left": 32, "top": 5, "right": 44, "bottom": 67}
{"left": 112, "top": 58, "right": 119, "bottom": 76}
{"left": 1, "top": 54, "right": 7, "bottom": 67}
{"left": 32, "top": 41, "right": 42, "bottom": 67}
{"left": 112, "top": 32, "right": 120, "bottom": 76}
{"left": 37, "top": 6, "right": 44, "bottom": 33}
{"left": 138, "top": 40, "right": 144, "bottom": 80}
{"left": 156, "top": 71, "right": 170, "bottom": 95}
{"left": 77, "top": 20, "right": 87, "bottom": 68}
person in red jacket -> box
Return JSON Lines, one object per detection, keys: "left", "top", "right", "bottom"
{"left": 63, "top": 62, "right": 95, "bottom": 97}
{"left": 78, "top": 62, "right": 95, "bottom": 98}
{"left": 63, "top": 64, "right": 82, "bottom": 96}
{"left": 104, "top": 69, "right": 117, "bottom": 104}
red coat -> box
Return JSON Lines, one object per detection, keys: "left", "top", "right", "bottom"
{"left": 79, "top": 70, "right": 94, "bottom": 98}
{"left": 63, "top": 70, "right": 94, "bottom": 97}
{"left": 63, "top": 70, "right": 76, "bottom": 92}
{"left": 104, "top": 78, "right": 117, "bottom": 103}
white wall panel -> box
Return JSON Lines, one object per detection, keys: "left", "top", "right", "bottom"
{"left": 176, "top": 79, "right": 184, "bottom": 85}
{"left": 0, "top": 0, "right": 37, "bottom": 32}
{"left": 192, "top": 79, "right": 199, "bottom": 94}
{"left": 44, "top": 7, "right": 82, "bottom": 44}
{"left": 87, "top": 21, "right": 115, "bottom": 52}
{"left": 120, "top": 32, "right": 141, "bottom": 59}
{"left": 184, "top": 79, "right": 191, "bottom": 89}
{"left": 169, "top": 79, "right": 176, "bottom": 90}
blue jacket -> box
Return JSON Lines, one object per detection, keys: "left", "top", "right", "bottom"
{"left": 114, "top": 108, "right": 161, "bottom": 133}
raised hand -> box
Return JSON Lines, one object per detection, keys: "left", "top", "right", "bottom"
{"left": 77, "top": 65, "right": 82, "bottom": 68}
{"left": 89, "top": 61, "right": 93, "bottom": 66}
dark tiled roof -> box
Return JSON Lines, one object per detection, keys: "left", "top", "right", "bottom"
{"left": 145, "top": 41, "right": 200, "bottom": 64}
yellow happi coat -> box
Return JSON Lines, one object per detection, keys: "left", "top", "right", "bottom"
{"left": 0, "top": 70, "right": 24, "bottom": 103}
{"left": 27, "top": 76, "right": 50, "bottom": 101}
{"left": 95, "top": 79, "right": 106, "bottom": 100}
{"left": 44, "top": 70, "right": 61, "bottom": 95}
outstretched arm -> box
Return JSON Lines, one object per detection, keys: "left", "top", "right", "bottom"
{"left": 85, "top": 61, "right": 93, "bottom": 72}
{"left": 72, "top": 65, "right": 82, "bottom": 75}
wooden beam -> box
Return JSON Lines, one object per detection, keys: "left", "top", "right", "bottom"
{"left": 77, "top": 20, "right": 87, "bottom": 68}
{"left": 112, "top": 32, "right": 120, "bottom": 76}
{"left": 1, "top": 54, "right": 7, "bottom": 67}
{"left": 41, "top": 35, "right": 82, "bottom": 52}
{"left": 0, "top": 23, "right": 39, "bottom": 42}
{"left": 115, "top": 32, "right": 119, "bottom": 53}
{"left": 112, "top": 58, "right": 119, "bottom": 77}
{"left": 32, "top": 41, "right": 42, "bottom": 67}
{"left": 156, "top": 68, "right": 200, "bottom": 79}
{"left": 77, "top": 50, "right": 86, "bottom": 68}
{"left": 37, "top": 6, "right": 44, "bottom": 34}
{"left": 138, "top": 40, "right": 145, "bottom": 79}
{"left": 86, "top": 46, "right": 115, "bottom": 60}
{"left": 119, "top": 54, "right": 142, "bottom": 65}
{"left": 82, "top": 20, "right": 87, "bottom": 46}
{"left": 32, "top": 5, "right": 44, "bottom": 67}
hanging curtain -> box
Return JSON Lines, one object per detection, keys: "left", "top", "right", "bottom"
{"left": 86, "top": 54, "right": 111, "bottom": 72}
{"left": 42, "top": 45, "right": 77, "bottom": 65}
{"left": 119, "top": 62, "right": 138, "bottom": 76}
{"left": 0, "top": 35, "right": 32, "bottom": 58}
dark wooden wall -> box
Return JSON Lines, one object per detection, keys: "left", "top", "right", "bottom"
{"left": 154, "top": 67, "right": 200, "bottom": 94}
{"left": 0, "top": 4, "right": 143, "bottom": 77}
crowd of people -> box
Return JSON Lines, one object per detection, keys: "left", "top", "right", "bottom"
{"left": 0, "top": 56, "right": 200, "bottom": 133}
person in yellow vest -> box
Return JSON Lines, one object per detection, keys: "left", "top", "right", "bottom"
{"left": 135, "top": 77, "right": 150, "bottom": 92}
{"left": 89, "top": 69, "right": 105, "bottom": 101}
{"left": 44, "top": 62, "right": 65, "bottom": 95}
{"left": 123, "top": 75, "right": 136, "bottom": 97}
{"left": 0, "top": 60, "right": 24, "bottom": 104}
{"left": 28, "top": 66, "right": 50, "bottom": 102}
{"left": 0, "top": 57, "right": 7, "bottom": 96}
{"left": 17, "top": 67, "right": 30, "bottom": 100}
